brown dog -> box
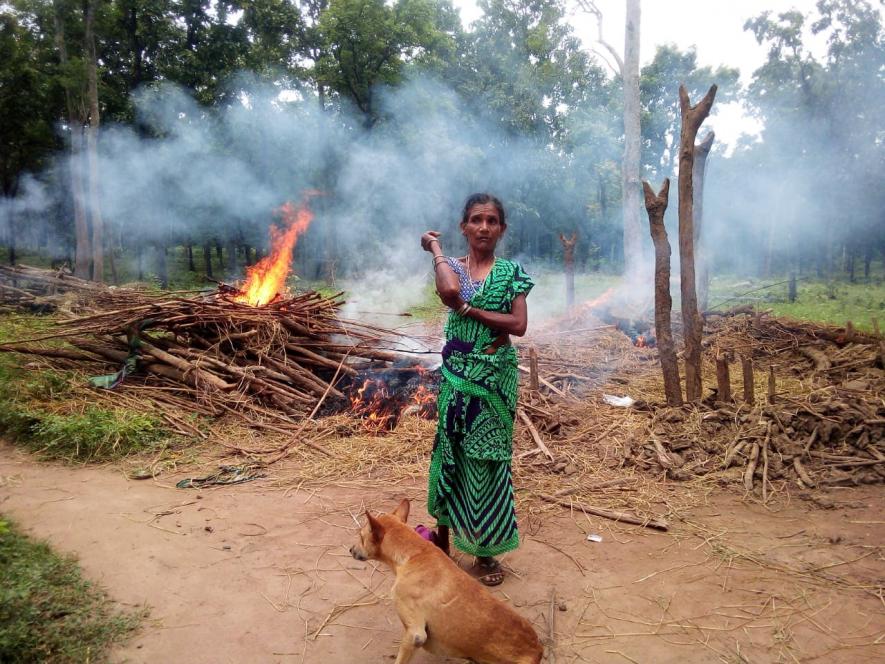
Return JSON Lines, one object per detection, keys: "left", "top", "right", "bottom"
{"left": 350, "top": 499, "right": 543, "bottom": 664}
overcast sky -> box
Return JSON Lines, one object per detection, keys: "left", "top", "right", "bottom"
{"left": 451, "top": 0, "right": 826, "bottom": 148}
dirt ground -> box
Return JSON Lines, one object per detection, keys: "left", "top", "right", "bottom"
{"left": 1, "top": 441, "right": 883, "bottom": 664}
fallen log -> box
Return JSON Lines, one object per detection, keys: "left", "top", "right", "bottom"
{"left": 798, "top": 345, "right": 832, "bottom": 371}
{"left": 744, "top": 442, "right": 760, "bottom": 491}
{"left": 539, "top": 493, "right": 668, "bottom": 531}
{"left": 517, "top": 409, "right": 554, "bottom": 462}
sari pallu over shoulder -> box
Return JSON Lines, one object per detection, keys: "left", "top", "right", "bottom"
{"left": 438, "top": 258, "right": 534, "bottom": 462}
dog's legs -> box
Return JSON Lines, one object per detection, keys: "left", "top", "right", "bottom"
{"left": 393, "top": 599, "right": 427, "bottom": 664}
{"left": 393, "top": 624, "right": 427, "bottom": 664}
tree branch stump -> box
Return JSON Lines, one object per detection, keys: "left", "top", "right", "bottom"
{"left": 694, "top": 131, "right": 715, "bottom": 311}
{"left": 741, "top": 355, "right": 755, "bottom": 405}
{"left": 643, "top": 178, "right": 682, "bottom": 406}
{"left": 559, "top": 233, "right": 577, "bottom": 310}
{"left": 678, "top": 84, "right": 717, "bottom": 402}
{"left": 715, "top": 351, "right": 731, "bottom": 403}
{"left": 528, "top": 346, "right": 540, "bottom": 393}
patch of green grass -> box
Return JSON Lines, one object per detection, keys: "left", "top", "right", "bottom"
{"left": 0, "top": 335, "right": 172, "bottom": 462}
{"left": 708, "top": 276, "right": 885, "bottom": 333}
{"left": 0, "top": 516, "right": 144, "bottom": 663}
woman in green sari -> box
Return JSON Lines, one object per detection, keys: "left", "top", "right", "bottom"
{"left": 420, "top": 193, "right": 533, "bottom": 586}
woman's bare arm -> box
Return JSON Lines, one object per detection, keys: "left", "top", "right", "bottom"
{"left": 464, "top": 294, "right": 528, "bottom": 337}
{"left": 421, "top": 231, "right": 460, "bottom": 307}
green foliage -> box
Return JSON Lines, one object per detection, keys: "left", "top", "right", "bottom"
{"left": 0, "top": 9, "right": 59, "bottom": 199}
{"left": 0, "top": 516, "right": 144, "bottom": 663}
{"left": 639, "top": 44, "right": 740, "bottom": 178}
{"left": 316, "top": 0, "right": 454, "bottom": 123}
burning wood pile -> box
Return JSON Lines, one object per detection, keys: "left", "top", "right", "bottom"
{"left": 0, "top": 201, "right": 437, "bottom": 435}
{"left": 0, "top": 279, "right": 419, "bottom": 427}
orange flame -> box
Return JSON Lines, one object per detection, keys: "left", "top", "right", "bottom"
{"left": 578, "top": 287, "right": 616, "bottom": 313}
{"left": 348, "top": 374, "right": 437, "bottom": 435}
{"left": 234, "top": 201, "right": 313, "bottom": 307}
{"left": 349, "top": 378, "right": 397, "bottom": 433}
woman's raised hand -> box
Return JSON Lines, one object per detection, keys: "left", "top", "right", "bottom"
{"left": 421, "top": 231, "right": 442, "bottom": 253}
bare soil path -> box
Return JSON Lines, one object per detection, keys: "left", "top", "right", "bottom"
{"left": 1, "top": 442, "right": 882, "bottom": 663}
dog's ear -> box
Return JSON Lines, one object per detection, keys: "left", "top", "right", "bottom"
{"left": 365, "top": 511, "right": 384, "bottom": 543}
{"left": 392, "top": 499, "right": 410, "bottom": 523}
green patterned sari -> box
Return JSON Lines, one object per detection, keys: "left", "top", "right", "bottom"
{"left": 428, "top": 257, "right": 534, "bottom": 557}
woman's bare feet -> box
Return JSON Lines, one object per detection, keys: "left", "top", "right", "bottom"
{"left": 477, "top": 556, "right": 504, "bottom": 586}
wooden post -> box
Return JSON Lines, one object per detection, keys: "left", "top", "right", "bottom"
{"left": 788, "top": 271, "right": 797, "bottom": 302}
{"left": 767, "top": 364, "right": 776, "bottom": 404}
{"left": 642, "top": 178, "right": 682, "bottom": 406}
{"left": 694, "top": 131, "right": 715, "bottom": 311}
{"left": 559, "top": 233, "right": 577, "bottom": 311}
{"left": 741, "top": 355, "right": 755, "bottom": 405}
{"left": 715, "top": 351, "right": 731, "bottom": 403}
{"left": 677, "top": 84, "right": 718, "bottom": 402}
{"left": 845, "top": 320, "right": 855, "bottom": 343}
{"left": 872, "top": 317, "right": 879, "bottom": 336}
{"left": 528, "top": 346, "right": 540, "bottom": 393}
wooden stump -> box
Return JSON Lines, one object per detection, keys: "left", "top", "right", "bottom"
{"left": 741, "top": 355, "right": 755, "bottom": 405}
{"left": 715, "top": 351, "right": 731, "bottom": 403}
{"left": 528, "top": 346, "right": 540, "bottom": 393}
{"left": 677, "top": 84, "right": 718, "bottom": 402}
{"left": 643, "top": 179, "right": 682, "bottom": 406}
{"left": 559, "top": 233, "right": 577, "bottom": 311}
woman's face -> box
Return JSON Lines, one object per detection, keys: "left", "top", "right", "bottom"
{"left": 461, "top": 202, "right": 506, "bottom": 252}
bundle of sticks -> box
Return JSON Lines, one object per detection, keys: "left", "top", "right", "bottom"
{"left": 0, "top": 272, "right": 414, "bottom": 430}
{"left": 0, "top": 263, "right": 110, "bottom": 313}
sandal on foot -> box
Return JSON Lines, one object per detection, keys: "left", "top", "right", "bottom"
{"left": 477, "top": 558, "right": 504, "bottom": 586}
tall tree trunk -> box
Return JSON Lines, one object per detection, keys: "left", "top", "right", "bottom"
{"left": 85, "top": 0, "right": 104, "bottom": 283}
{"left": 108, "top": 246, "right": 118, "bottom": 284}
{"left": 54, "top": 2, "right": 91, "bottom": 279}
{"left": 622, "top": 0, "right": 643, "bottom": 276}
{"left": 215, "top": 239, "right": 223, "bottom": 262}
{"left": 693, "top": 131, "right": 715, "bottom": 311}
{"left": 203, "top": 242, "right": 213, "bottom": 278}
{"left": 4, "top": 207, "right": 15, "bottom": 265}
{"left": 678, "top": 84, "right": 717, "bottom": 402}
{"left": 644, "top": 179, "right": 682, "bottom": 406}
{"left": 156, "top": 244, "right": 168, "bottom": 289}
{"left": 127, "top": 4, "right": 142, "bottom": 90}
{"left": 226, "top": 238, "right": 237, "bottom": 274}
{"left": 186, "top": 242, "right": 196, "bottom": 271}
{"left": 559, "top": 233, "right": 577, "bottom": 310}
{"left": 2, "top": 180, "right": 16, "bottom": 264}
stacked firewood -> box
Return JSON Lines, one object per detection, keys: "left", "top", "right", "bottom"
{"left": 0, "top": 264, "right": 110, "bottom": 313}
{"left": 0, "top": 266, "right": 409, "bottom": 428}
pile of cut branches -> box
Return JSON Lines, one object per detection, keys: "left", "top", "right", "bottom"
{"left": 0, "top": 266, "right": 413, "bottom": 433}
{"left": 0, "top": 264, "right": 109, "bottom": 313}
{"left": 514, "top": 312, "right": 884, "bottom": 495}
